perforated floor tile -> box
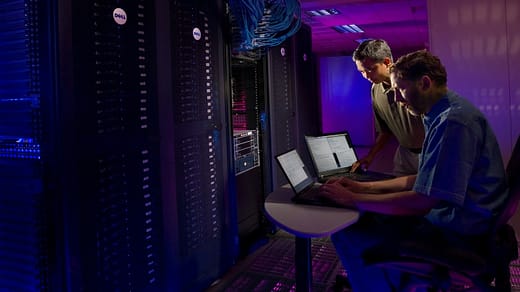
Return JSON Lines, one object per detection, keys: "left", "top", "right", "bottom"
{"left": 208, "top": 232, "right": 520, "bottom": 292}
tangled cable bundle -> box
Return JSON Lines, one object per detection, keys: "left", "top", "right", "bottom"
{"left": 230, "top": 0, "right": 301, "bottom": 51}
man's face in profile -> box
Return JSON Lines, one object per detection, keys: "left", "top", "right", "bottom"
{"left": 355, "top": 58, "right": 389, "bottom": 84}
{"left": 390, "top": 73, "right": 423, "bottom": 116}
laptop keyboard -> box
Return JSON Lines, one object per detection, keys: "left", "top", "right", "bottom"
{"left": 320, "top": 171, "right": 394, "bottom": 182}
{"left": 343, "top": 172, "right": 381, "bottom": 181}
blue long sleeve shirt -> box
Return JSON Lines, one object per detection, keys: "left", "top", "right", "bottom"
{"left": 413, "top": 91, "right": 508, "bottom": 235}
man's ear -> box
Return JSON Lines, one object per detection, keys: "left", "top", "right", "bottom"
{"left": 420, "top": 75, "right": 431, "bottom": 90}
{"left": 383, "top": 57, "right": 392, "bottom": 67}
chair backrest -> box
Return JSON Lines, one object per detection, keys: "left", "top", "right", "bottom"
{"left": 499, "top": 135, "right": 520, "bottom": 226}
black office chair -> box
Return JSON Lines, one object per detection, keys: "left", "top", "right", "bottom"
{"left": 362, "top": 136, "right": 520, "bottom": 292}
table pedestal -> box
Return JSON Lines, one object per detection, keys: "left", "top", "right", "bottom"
{"left": 264, "top": 185, "right": 360, "bottom": 292}
{"left": 295, "top": 237, "right": 312, "bottom": 291}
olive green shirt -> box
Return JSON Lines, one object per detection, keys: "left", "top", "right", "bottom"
{"left": 371, "top": 82, "right": 425, "bottom": 149}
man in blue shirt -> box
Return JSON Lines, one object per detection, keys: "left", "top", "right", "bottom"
{"left": 320, "top": 50, "right": 509, "bottom": 291}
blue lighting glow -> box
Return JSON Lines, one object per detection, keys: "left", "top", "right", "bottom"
{"left": 319, "top": 56, "right": 375, "bottom": 146}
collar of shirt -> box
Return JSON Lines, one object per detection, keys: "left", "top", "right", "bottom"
{"left": 383, "top": 85, "right": 395, "bottom": 105}
{"left": 423, "top": 92, "right": 452, "bottom": 129}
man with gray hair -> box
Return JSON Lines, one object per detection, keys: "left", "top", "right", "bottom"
{"left": 350, "top": 39, "right": 424, "bottom": 176}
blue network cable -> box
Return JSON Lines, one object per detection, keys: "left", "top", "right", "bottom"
{"left": 230, "top": 0, "right": 301, "bottom": 51}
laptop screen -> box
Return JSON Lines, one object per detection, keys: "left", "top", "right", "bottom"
{"left": 305, "top": 133, "right": 358, "bottom": 175}
{"left": 275, "top": 149, "right": 314, "bottom": 193}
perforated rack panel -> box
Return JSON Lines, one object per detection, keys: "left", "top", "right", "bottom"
{"left": 0, "top": 0, "right": 47, "bottom": 290}
{"left": 267, "top": 41, "right": 298, "bottom": 188}
{"left": 64, "top": 1, "right": 164, "bottom": 290}
{"left": 169, "top": 1, "right": 237, "bottom": 290}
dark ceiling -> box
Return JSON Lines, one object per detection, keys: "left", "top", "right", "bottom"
{"left": 299, "top": 0, "right": 429, "bottom": 56}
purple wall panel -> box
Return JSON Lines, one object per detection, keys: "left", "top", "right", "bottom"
{"left": 428, "top": 0, "right": 516, "bottom": 162}
{"left": 319, "top": 56, "right": 375, "bottom": 146}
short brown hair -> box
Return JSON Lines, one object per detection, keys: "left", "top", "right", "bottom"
{"left": 391, "top": 50, "right": 447, "bottom": 86}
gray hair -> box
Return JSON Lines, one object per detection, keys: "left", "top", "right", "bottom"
{"left": 352, "top": 39, "right": 393, "bottom": 63}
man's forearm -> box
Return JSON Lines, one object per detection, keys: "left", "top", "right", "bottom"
{"left": 352, "top": 189, "right": 435, "bottom": 216}
{"left": 365, "top": 175, "right": 417, "bottom": 193}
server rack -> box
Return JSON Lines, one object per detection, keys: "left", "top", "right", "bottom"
{"left": 162, "top": 0, "right": 238, "bottom": 290}
{"left": 266, "top": 40, "right": 298, "bottom": 189}
{"left": 56, "top": 1, "right": 164, "bottom": 290}
{"left": 266, "top": 23, "right": 318, "bottom": 189}
{"left": 229, "top": 55, "right": 270, "bottom": 254}
{"left": 227, "top": 21, "right": 318, "bottom": 254}
{"left": 0, "top": 1, "right": 52, "bottom": 290}
{"left": 291, "top": 23, "right": 320, "bottom": 171}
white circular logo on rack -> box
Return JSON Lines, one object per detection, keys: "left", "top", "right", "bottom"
{"left": 193, "top": 27, "right": 202, "bottom": 40}
{"left": 280, "top": 47, "right": 286, "bottom": 56}
{"left": 113, "top": 8, "right": 127, "bottom": 25}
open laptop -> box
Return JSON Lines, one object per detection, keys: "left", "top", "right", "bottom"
{"left": 305, "top": 132, "right": 395, "bottom": 182}
{"left": 275, "top": 148, "right": 344, "bottom": 208}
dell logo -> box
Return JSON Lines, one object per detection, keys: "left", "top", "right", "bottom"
{"left": 113, "top": 8, "right": 127, "bottom": 25}
{"left": 193, "top": 27, "right": 202, "bottom": 41}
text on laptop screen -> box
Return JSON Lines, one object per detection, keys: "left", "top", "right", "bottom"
{"left": 276, "top": 149, "right": 313, "bottom": 193}
{"left": 305, "top": 134, "right": 357, "bottom": 173}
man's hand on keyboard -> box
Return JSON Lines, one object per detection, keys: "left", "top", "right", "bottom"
{"left": 325, "top": 176, "right": 367, "bottom": 192}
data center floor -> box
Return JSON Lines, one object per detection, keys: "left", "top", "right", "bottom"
{"left": 207, "top": 141, "right": 520, "bottom": 292}
{"left": 206, "top": 230, "right": 520, "bottom": 292}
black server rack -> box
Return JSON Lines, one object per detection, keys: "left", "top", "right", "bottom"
{"left": 56, "top": 1, "right": 164, "bottom": 291}
{"left": 266, "top": 23, "right": 318, "bottom": 190}
{"left": 163, "top": 1, "right": 238, "bottom": 291}
{"left": 266, "top": 40, "right": 298, "bottom": 189}
{"left": 291, "top": 24, "right": 320, "bottom": 159}
{"left": 230, "top": 56, "right": 269, "bottom": 255}
{"left": 227, "top": 23, "right": 319, "bottom": 250}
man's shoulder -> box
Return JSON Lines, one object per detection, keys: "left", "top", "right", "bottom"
{"left": 371, "top": 83, "right": 388, "bottom": 104}
{"left": 445, "top": 93, "right": 484, "bottom": 123}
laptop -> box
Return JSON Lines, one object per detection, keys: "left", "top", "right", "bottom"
{"left": 275, "top": 148, "right": 344, "bottom": 208}
{"left": 304, "top": 132, "right": 395, "bottom": 182}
